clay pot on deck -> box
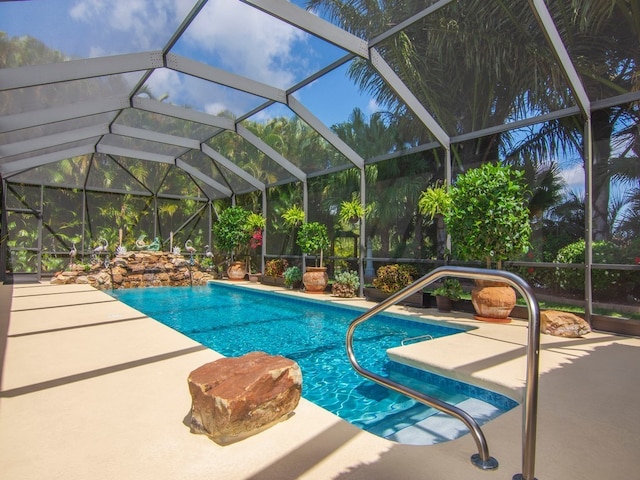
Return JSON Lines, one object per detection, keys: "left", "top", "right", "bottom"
{"left": 471, "top": 280, "right": 516, "bottom": 323}
{"left": 302, "top": 266, "right": 328, "bottom": 294}
{"left": 227, "top": 261, "right": 246, "bottom": 281}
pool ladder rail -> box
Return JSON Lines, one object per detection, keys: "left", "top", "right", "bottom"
{"left": 346, "top": 266, "right": 541, "bottom": 480}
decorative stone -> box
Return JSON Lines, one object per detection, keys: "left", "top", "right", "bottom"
{"left": 541, "top": 310, "right": 591, "bottom": 338}
{"left": 50, "top": 251, "right": 216, "bottom": 289}
{"left": 187, "top": 351, "right": 302, "bottom": 445}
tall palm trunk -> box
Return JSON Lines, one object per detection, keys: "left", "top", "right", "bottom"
{"left": 591, "top": 110, "right": 614, "bottom": 241}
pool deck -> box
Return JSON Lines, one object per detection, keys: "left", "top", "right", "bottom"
{"left": 1, "top": 280, "right": 639, "bottom": 480}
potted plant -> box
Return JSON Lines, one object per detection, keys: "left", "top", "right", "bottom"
{"left": 213, "top": 206, "right": 265, "bottom": 280}
{"left": 365, "top": 264, "right": 423, "bottom": 307}
{"left": 282, "top": 205, "right": 305, "bottom": 252}
{"left": 431, "top": 278, "right": 463, "bottom": 312}
{"left": 296, "top": 221, "right": 330, "bottom": 293}
{"left": 420, "top": 162, "right": 531, "bottom": 321}
{"left": 283, "top": 265, "right": 302, "bottom": 289}
{"left": 262, "top": 258, "right": 288, "bottom": 286}
{"left": 331, "top": 270, "right": 360, "bottom": 298}
{"left": 337, "top": 194, "right": 369, "bottom": 226}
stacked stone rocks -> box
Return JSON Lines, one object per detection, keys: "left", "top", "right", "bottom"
{"left": 51, "top": 251, "right": 217, "bottom": 289}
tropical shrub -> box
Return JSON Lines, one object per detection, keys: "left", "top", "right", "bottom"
{"left": 372, "top": 264, "right": 417, "bottom": 294}
{"left": 432, "top": 278, "right": 463, "bottom": 300}
{"left": 296, "top": 221, "right": 330, "bottom": 267}
{"left": 332, "top": 270, "right": 360, "bottom": 298}
{"left": 447, "top": 163, "right": 531, "bottom": 268}
{"left": 213, "top": 206, "right": 265, "bottom": 258}
{"left": 421, "top": 163, "right": 531, "bottom": 269}
{"left": 554, "top": 239, "right": 637, "bottom": 295}
{"left": 283, "top": 265, "right": 302, "bottom": 287}
{"left": 264, "top": 258, "right": 288, "bottom": 277}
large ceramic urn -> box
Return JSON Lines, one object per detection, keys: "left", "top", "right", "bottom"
{"left": 227, "top": 260, "right": 246, "bottom": 281}
{"left": 471, "top": 280, "right": 516, "bottom": 323}
{"left": 302, "top": 266, "right": 328, "bottom": 294}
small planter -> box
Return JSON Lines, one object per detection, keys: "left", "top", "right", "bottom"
{"left": 435, "top": 295, "right": 453, "bottom": 312}
{"left": 260, "top": 275, "right": 286, "bottom": 287}
{"left": 363, "top": 287, "right": 425, "bottom": 308}
{"left": 248, "top": 273, "right": 261, "bottom": 282}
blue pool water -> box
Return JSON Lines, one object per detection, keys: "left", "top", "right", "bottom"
{"left": 109, "top": 283, "right": 517, "bottom": 444}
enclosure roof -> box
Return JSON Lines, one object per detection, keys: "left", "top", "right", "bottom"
{"left": 1, "top": 0, "right": 638, "bottom": 200}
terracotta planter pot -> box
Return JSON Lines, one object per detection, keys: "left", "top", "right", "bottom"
{"left": 227, "top": 261, "right": 246, "bottom": 281}
{"left": 471, "top": 280, "right": 516, "bottom": 323}
{"left": 302, "top": 266, "right": 328, "bottom": 294}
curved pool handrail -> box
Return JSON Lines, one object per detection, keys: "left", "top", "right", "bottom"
{"left": 345, "top": 266, "right": 540, "bottom": 479}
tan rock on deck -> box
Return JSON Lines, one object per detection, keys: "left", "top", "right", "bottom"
{"left": 187, "top": 351, "right": 302, "bottom": 445}
{"left": 541, "top": 310, "right": 591, "bottom": 337}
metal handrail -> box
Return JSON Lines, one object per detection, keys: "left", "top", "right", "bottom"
{"left": 346, "top": 266, "right": 540, "bottom": 479}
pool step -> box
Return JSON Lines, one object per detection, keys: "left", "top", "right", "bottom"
{"left": 385, "top": 398, "right": 502, "bottom": 445}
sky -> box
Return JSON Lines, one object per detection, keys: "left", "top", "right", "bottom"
{"left": 0, "top": 0, "right": 609, "bottom": 199}
{"left": 0, "top": 0, "right": 377, "bottom": 128}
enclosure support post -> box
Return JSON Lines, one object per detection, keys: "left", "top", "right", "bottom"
{"left": 0, "top": 179, "right": 7, "bottom": 283}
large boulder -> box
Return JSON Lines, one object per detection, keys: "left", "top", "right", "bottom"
{"left": 187, "top": 351, "right": 302, "bottom": 445}
{"left": 541, "top": 310, "right": 591, "bottom": 338}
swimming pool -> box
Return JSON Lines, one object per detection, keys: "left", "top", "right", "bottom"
{"left": 109, "top": 283, "right": 517, "bottom": 444}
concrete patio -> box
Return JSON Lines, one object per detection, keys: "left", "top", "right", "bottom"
{"left": 1, "top": 281, "right": 639, "bottom": 479}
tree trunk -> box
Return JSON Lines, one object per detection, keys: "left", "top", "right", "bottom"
{"left": 591, "top": 110, "right": 614, "bottom": 241}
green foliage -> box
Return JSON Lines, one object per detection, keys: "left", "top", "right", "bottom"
{"left": 281, "top": 205, "right": 305, "bottom": 228}
{"left": 418, "top": 183, "right": 451, "bottom": 220}
{"left": 264, "top": 258, "right": 288, "bottom": 277}
{"left": 337, "top": 194, "right": 369, "bottom": 226}
{"left": 296, "top": 222, "right": 330, "bottom": 266}
{"left": 332, "top": 270, "right": 360, "bottom": 298}
{"left": 283, "top": 266, "right": 302, "bottom": 287}
{"left": 213, "top": 206, "right": 264, "bottom": 257}
{"left": 246, "top": 212, "right": 266, "bottom": 231}
{"left": 554, "top": 239, "right": 638, "bottom": 295}
{"left": 432, "top": 278, "right": 463, "bottom": 300}
{"left": 373, "top": 264, "right": 417, "bottom": 294}
{"left": 445, "top": 163, "right": 531, "bottom": 268}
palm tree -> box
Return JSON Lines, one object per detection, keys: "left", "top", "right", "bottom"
{"left": 308, "top": 0, "right": 639, "bottom": 243}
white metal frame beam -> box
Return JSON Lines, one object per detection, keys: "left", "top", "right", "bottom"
{"left": 0, "top": 97, "right": 129, "bottom": 134}
{"left": 110, "top": 124, "right": 201, "bottom": 150}
{"left": 201, "top": 144, "right": 265, "bottom": 192}
{"left": 0, "top": 124, "right": 109, "bottom": 157}
{"left": 1, "top": 144, "right": 96, "bottom": 176}
{"left": 529, "top": 0, "right": 591, "bottom": 116}
{"left": 287, "top": 95, "right": 364, "bottom": 169}
{"left": 369, "top": 48, "right": 451, "bottom": 149}
{"left": 176, "top": 159, "right": 233, "bottom": 197}
{"left": 236, "top": 124, "right": 307, "bottom": 182}
{"left": 240, "top": 0, "right": 369, "bottom": 57}
{"left": 166, "top": 53, "right": 287, "bottom": 103}
{"left": 0, "top": 51, "right": 164, "bottom": 90}
{"left": 131, "top": 97, "right": 234, "bottom": 131}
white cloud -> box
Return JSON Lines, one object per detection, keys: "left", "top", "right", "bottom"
{"left": 560, "top": 165, "right": 585, "bottom": 190}
{"left": 204, "top": 102, "right": 229, "bottom": 116}
{"left": 69, "top": 0, "right": 106, "bottom": 21}
{"left": 366, "top": 98, "right": 379, "bottom": 115}
{"left": 69, "top": 0, "right": 191, "bottom": 51}
{"left": 185, "top": 0, "right": 307, "bottom": 88}
{"left": 145, "top": 68, "right": 183, "bottom": 101}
